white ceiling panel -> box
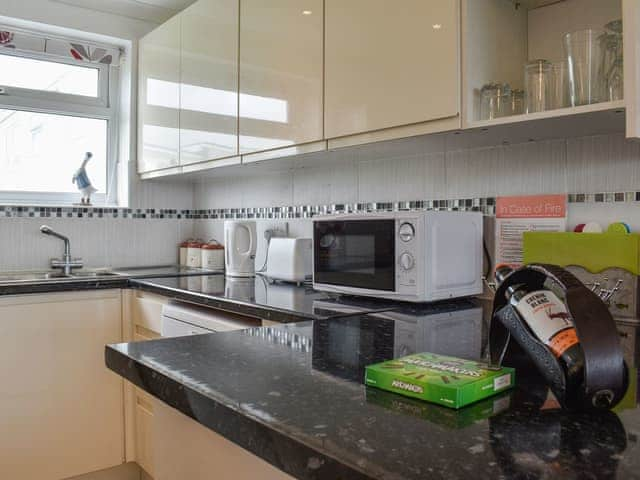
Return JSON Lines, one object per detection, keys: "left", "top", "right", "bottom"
{"left": 50, "top": 0, "right": 197, "bottom": 24}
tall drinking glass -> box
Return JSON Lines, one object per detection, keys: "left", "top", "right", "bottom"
{"left": 564, "top": 29, "right": 605, "bottom": 106}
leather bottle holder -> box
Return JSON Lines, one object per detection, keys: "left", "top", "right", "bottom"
{"left": 490, "top": 263, "right": 628, "bottom": 411}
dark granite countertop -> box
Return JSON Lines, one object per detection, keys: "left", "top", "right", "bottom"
{"left": 0, "top": 266, "right": 214, "bottom": 296}
{"left": 106, "top": 299, "right": 640, "bottom": 480}
{"left": 113, "top": 265, "right": 218, "bottom": 278}
{"left": 0, "top": 265, "right": 397, "bottom": 323}
{"left": 129, "top": 275, "right": 338, "bottom": 322}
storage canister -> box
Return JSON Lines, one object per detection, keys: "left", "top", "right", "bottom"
{"left": 201, "top": 239, "right": 225, "bottom": 272}
{"left": 186, "top": 240, "right": 204, "bottom": 268}
{"left": 179, "top": 239, "right": 191, "bottom": 266}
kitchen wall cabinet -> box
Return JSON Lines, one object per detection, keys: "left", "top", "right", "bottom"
{"left": 239, "top": 0, "right": 324, "bottom": 156}
{"left": 324, "top": 0, "right": 460, "bottom": 142}
{"left": 137, "top": 0, "right": 640, "bottom": 178}
{"left": 180, "top": 0, "right": 239, "bottom": 165}
{"left": 138, "top": 16, "right": 181, "bottom": 174}
{"left": 0, "top": 290, "right": 124, "bottom": 480}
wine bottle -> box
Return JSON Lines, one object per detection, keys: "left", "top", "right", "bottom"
{"left": 495, "top": 265, "right": 585, "bottom": 396}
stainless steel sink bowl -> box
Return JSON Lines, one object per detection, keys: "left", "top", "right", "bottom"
{"left": 0, "top": 270, "right": 122, "bottom": 285}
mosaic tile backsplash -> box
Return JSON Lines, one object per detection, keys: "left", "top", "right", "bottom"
{"left": 1, "top": 191, "right": 639, "bottom": 220}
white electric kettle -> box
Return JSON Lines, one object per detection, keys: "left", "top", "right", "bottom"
{"left": 224, "top": 220, "right": 257, "bottom": 277}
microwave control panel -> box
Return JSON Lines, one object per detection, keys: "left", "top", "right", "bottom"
{"left": 397, "top": 219, "right": 419, "bottom": 289}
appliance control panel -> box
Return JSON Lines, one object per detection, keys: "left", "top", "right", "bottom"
{"left": 396, "top": 219, "right": 418, "bottom": 289}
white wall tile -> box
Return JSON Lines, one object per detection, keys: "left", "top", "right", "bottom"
{"left": 357, "top": 156, "right": 397, "bottom": 202}
{"left": 0, "top": 217, "right": 192, "bottom": 270}
{"left": 446, "top": 146, "right": 499, "bottom": 198}
{"left": 193, "top": 132, "right": 640, "bottom": 210}
{"left": 242, "top": 172, "right": 293, "bottom": 207}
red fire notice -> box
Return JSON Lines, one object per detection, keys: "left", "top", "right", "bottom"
{"left": 495, "top": 195, "right": 567, "bottom": 267}
{"left": 496, "top": 195, "right": 566, "bottom": 219}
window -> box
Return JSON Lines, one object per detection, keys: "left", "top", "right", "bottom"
{"left": 0, "top": 27, "right": 120, "bottom": 205}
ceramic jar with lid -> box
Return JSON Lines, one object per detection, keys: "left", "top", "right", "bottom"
{"left": 179, "top": 239, "right": 192, "bottom": 266}
{"left": 201, "top": 239, "right": 224, "bottom": 271}
{"left": 186, "top": 240, "right": 204, "bottom": 268}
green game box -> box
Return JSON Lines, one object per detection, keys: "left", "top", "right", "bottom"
{"left": 365, "top": 353, "right": 515, "bottom": 409}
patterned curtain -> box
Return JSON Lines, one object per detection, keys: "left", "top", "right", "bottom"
{"left": 0, "top": 27, "right": 120, "bottom": 65}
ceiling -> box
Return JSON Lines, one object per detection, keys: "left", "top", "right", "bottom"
{"left": 50, "top": 0, "right": 197, "bottom": 24}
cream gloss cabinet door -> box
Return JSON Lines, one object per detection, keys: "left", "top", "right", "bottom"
{"left": 180, "top": 0, "right": 239, "bottom": 165}
{"left": 324, "top": 0, "right": 459, "bottom": 139}
{"left": 125, "top": 290, "right": 167, "bottom": 479}
{"left": 138, "top": 16, "right": 181, "bottom": 173}
{"left": 152, "top": 399, "right": 294, "bottom": 480}
{"left": 0, "top": 290, "right": 124, "bottom": 480}
{"left": 239, "top": 0, "right": 323, "bottom": 154}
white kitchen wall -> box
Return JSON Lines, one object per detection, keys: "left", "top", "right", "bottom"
{"left": 0, "top": 216, "right": 193, "bottom": 271}
{"left": 0, "top": 3, "right": 197, "bottom": 271}
{"left": 0, "top": 176, "right": 195, "bottom": 270}
{"left": 193, "top": 131, "right": 640, "bottom": 265}
{"left": 194, "top": 132, "right": 640, "bottom": 207}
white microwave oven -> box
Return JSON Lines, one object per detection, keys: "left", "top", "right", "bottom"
{"left": 312, "top": 211, "right": 483, "bottom": 302}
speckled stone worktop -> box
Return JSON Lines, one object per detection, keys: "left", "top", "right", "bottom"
{"left": 106, "top": 299, "right": 640, "bottom": 480}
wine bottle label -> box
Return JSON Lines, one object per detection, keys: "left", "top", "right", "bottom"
{"left": 514, "top": 290, "right": 579, "bottom": 357}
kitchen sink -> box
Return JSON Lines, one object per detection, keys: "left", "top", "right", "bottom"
{"left": 0, "top": 270, "right": 123, "bottom": 285}
{"left": 71, "top": 271, "right": 121, "bottom": 278}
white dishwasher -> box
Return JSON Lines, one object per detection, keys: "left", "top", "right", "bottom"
{"left": 161, "top": 301, "right": 256, "bottom": 337}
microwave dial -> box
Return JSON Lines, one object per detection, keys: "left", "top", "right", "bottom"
{"left": 398, "top": 222, "right": 415, "bottom": 242}
{"left": 399, "top": 252, "right": 415, "bottom": 271}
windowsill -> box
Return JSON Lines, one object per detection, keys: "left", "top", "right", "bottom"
{"left": 0, "top": 201, "right": 121, "bottom": 209}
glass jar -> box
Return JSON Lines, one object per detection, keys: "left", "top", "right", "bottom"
{"left": 510, "top": 89, "right": 525, "bottom": 116}
{"left": 479, "top": 82, "right": 511, "bottom": 120}
{"left": 525, "top": 59, "right": 552, "bottom": 113}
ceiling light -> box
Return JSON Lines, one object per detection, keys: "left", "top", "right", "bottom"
{"left": 432, "top": 24, "right": 442, "bottom": 30}
{"left": 302, "top": 10, "right": 313, "bottom": 15}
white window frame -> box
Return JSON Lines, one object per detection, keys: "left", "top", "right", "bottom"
{"left": 0, "top": 45, "right": 120, "bottom": 206}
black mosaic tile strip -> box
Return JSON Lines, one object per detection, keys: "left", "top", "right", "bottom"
{"left": 0, "top": 192, "right": 638, "bottom": 220}
{"left": 0, "top": 206, "right": 189, "bottom": 219}
{"left": 567, "top": 192, "right": 640, "bottom": 204}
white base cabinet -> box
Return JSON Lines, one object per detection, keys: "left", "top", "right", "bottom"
{"left": 152, "top": 399, "right": 293, "bottom": 480}
{"left": 123, "top": 290, "right": 167, "bottom": 480}
{"left": 0, "top": 290, "right": 124, "bottom": 480}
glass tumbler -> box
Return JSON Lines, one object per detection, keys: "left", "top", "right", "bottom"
{"left": 564, "top": 29, "right": 606, "bottom": 106}
{"left": 602, "top": 20, "right": 623, "bottom": 102}
{"left": 550, "top": 61, "right": 570, "bottom": 109}
{"left": 525, "top": 59, "right": 551, "bottom": 113}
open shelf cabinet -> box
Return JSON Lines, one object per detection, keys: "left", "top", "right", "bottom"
{"left": 461, "top": 0, "right": 633, "bottom": 133}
